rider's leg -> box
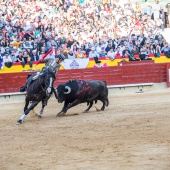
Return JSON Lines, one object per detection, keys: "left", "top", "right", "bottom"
{"left": 20, "top": 73, "right": 41, "bottom": 92}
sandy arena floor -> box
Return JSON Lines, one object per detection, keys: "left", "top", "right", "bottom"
{"left": 1, "top": 89, "right": 170, "bottom": 170}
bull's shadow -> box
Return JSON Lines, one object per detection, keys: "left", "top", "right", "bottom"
{"left": 56, "top": 79, "right": 109, "bottom": 116}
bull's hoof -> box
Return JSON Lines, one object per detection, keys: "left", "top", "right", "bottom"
{"left": 16, "top": 119, "right": 22, "bottom": 125}
{"left": 56, "top": 112, "right": 66, "bottom": 117}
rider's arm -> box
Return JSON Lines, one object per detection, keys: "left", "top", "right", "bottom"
{"left": 41, "top": 58, "right": 51, "bottom": 63}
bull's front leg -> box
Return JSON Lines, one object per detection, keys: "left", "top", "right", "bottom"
{"left": 57, "top": 99, "right": 81, "bottom": 117}
{"left": 66, "top": 99, "right": 81, "bottom": 110}
{"left": 56, "top": 101, "right": 69, "bottom": 117}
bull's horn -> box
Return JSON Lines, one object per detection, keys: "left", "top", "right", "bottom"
{"left": 64, "top": 86, "right": 71, "bottom": 94}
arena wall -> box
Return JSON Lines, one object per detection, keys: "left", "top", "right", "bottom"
{"left": 0, "top": 61, "right": 168, "bottom": 94}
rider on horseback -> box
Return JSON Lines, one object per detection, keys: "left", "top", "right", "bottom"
{"left": 20, "top": 54, "right": 65, "bottom": 100}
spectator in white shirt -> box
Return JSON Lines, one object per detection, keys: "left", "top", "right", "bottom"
{"left": 107, "top": 48, "right": 116, "bottom": 60}
{"left": 3, "top": 54, "right": 12, "bottom": 63}
{"left": 89, "top": 47, "right": 99, "bottom": 59}
{"left": 68, "top": 50, "right": 76, "bottom": 59}
{"left": 96, "top": 43, "right": 102, "bottom": 54}
{"left": 119, "top": 42, "right": 125, "bottom": 53}
{"left": 23, "top": 41, "right": 33, "bottom": 50}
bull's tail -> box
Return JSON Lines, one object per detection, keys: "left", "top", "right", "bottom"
{"left": 105, "top": 98, "right": 109, "bottom": 106}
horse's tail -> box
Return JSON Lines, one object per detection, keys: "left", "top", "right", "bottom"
{"left": 20, "top": 86, "right": 27, "bottom": 92}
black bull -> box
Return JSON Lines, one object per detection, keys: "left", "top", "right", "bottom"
{"left": 56, "top": 80, "right": 109, "bottom": 116}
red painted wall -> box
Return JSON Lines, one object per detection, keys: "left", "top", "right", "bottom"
{"left": 0, "top": 61, "right": 167, "bottom": 93}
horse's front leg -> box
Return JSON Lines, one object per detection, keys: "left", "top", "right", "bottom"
{"left": 24, "top": 97, "right": 29, "bottom": 112}
{"left": 38, "top": 92, "right": 52, "bottom": 118}
{"left": 37, "top": 100, "right": 46, "bottom": 118}
{"left": 16, "top": 101, "right": 39, "bottom": 125}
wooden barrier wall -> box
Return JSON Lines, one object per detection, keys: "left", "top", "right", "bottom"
{"left": 0, "top": 61, "right": 167, "bottom": 93}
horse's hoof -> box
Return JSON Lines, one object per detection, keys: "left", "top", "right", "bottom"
{"left": 38, "top": 115, "right": 42, "bottom": 118}
{"left": 84, "top": 110, "right": 89, "bottom": 113}
{"left": 16, "top": 119, "right": 22, "bottom": 125}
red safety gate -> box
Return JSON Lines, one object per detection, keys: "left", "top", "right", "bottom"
{"left": 0, "top": 62, "right": 168, "bottom": 93}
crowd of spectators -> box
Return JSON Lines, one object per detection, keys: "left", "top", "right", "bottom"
{"left": 0, "top": 0, "right": 170, "bottom": 68}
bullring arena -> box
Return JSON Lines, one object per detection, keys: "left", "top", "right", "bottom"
{"left": 1, "top": 85, "right": 170, "bottom": 170}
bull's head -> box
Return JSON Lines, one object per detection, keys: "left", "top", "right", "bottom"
{"left": 64, "top": 86, "right": 71, "bottom": 94}
{"left": 56, "top": 85, "right": 71, "bottom": 103}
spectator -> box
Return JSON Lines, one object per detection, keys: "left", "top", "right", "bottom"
{"left": 122, "top": 46, "right": 132, "bottom": 62}
{"left": 13, "top": 37, "right": 22, "bottom": 49}
{"left": 166, "top": 1, "right": 170, "bottom": 27}
{"left": 10, "top": 51, "right": 17, "bottom": 63}
{"left": 105, "top": 43, "right": 112, "bottom": 53}
{"left": 3, "top": 53, "right": 12, "bottom": 63}
{"left": 68, "top": 50, "right": 76, "bottom": 59}
{"left": 72, "top": 45, "right": 79, "bottom": 56}
{"left": 115, "top": 47, "right": 122, "bottom": 58}
{"left": 142, "top": 3, "right": 152, "bottom": 16}
{"left": 131, "top": 45, "right": 140, "bottom": 56}
{"left": 128, "top": 41, "right": 134, "bottom": 52}
{"left": 2, "top": 47, "right": 10, "bottom": 56}
{"left": 76, "top": 48, "right": 86, "bottom": 58}
{"left": 0, "top": 0, "right": 166, "bottom": 66}
{"left": 3, "top": 53, "right": 13, "bottom": 68}
{"left": 139, "top": 45, "right": 151, "bottom": 60}
{"left": 16, "top": 52, "right": 24, "bottom": 63}
{"left": 119, "top": 42, "right": 125, "bottom": 53}
{"left": 89, "top": 47, "right": 99, "bottom": 59}
{"left": 86, "top": 44, "right": 92, "bottom": 56}
{"left": 149, "top": 44, "right": 154, "bottom": 55}
{"left": 99, "top": 47, "right": 107, "bottom": 57}
{"left": 154, "top": 44, "right": 161, "bottom": 57}
{"left": 23, "top": 41, "right": 33, "bottom": 50}
{"left": 31, "top": 50, "right": 39, "bottom": 61}
{"left": 107, "top": 48, "right": 115, "bottom": 61}
{"left": 161, "top": 42, "right": 170, "bottom": 58}
{"left": 23, "top": 51, "right": 30, "bottom": 64}
{"left": 96, "top": 43, "right": 102, "bottom": 54}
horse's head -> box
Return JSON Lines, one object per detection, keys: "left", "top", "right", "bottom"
{"left": 40, "top": 69, "right": 55, "bottom": 88}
